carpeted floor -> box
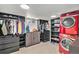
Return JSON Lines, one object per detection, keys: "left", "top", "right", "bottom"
{"left": 12, "top": 41, "right": 59, "bottom": 54}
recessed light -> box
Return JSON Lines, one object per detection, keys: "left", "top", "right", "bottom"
{"left": 51, "top": 15, "right": 56, "bottom": 18}
{"left": 20, "top": 4, "right": 30, "bottom": 10}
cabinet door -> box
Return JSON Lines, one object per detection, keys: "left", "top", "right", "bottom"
{"left": 25, "top": 33, "right": 32, "bottom": 47}
{"left": 37, "top": 32, "right": 40, "bottom": 43}
{"left": 0, "top": 37, "right": 4, "bottom": 44}
{"left": 32, "top": 32, "right": 36, "bottom": 44}
{"left": 33, "top": 32, "right": 40, "bottom": 44}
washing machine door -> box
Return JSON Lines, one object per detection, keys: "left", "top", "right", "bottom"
{"left": 62, "top": 17, "right": 75, "bottom": 28}
{"left": 61, "top": 38, "right": 73, "bottom": 51}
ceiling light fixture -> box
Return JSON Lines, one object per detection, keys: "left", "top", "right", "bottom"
{"left": 20, "top": 4, "right": 30, "bottom": 10}
{"left": 51, "top": 15, "right": 56, "bottom": 18}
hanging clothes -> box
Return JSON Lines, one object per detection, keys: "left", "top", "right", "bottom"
{"left": 1, "top": 20, "right": 8, "bottom": 35}
{"left": 0, "top": 20, "right": 3, "bottom": 35}
{"left": 16, "top": 20, "right": 18, "bottom": 33}
{"left": 24, "top": 21, "right": 26, "bottom": 33}
{"left": 22, "top": 20, "right": 25, "bottom": 34}
{"left": 13, "top": 20, "right": 17, "bottom": 34}
{"left": 10, "top": 20, "right": 14, "bottom": 34}
{"left": 18, "top": 20, "right": 22, "bottom": 34}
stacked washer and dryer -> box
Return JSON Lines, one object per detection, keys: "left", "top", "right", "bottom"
{"left": 59, "top": 10, "right": 79, "bottom": 54}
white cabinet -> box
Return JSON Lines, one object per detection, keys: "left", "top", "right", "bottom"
{"left": 25, "top": 32, "right": 40, "bottom": 47}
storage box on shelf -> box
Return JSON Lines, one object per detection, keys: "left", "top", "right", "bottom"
{"left": 51, "top": 17, "right": 60, "bottom": 43}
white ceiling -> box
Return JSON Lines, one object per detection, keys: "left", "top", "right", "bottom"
{"left": 27, "top": 4, "right": 79, "bottom": 20}
{"left": 0, "top": 4, "right": 26, "bottom": 16}
{"left": 0, "top": 4, "right": 79, "bottom": 20}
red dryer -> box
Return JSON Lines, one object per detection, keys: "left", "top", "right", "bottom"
{"left": 59, "top": 10, "right": 79, "bottom": 54}
{"left": 60, "top": 10, "right": 79, "bottom": 34}
{"left": 59, "top": 33, "right": 78, "bottom": 54}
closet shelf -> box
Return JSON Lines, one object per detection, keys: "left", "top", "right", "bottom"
{"left": 51, "top": 31, "right": 59, "bottom": 33}
{"left": 51, "top": 39, "right": 59, "bottom": 43}
{"left": 51, "top": 17, "right": 60, "bottom": 43}
{"left": 51, "top": 23, "right": 60, "bottom": 24}
{"left": 51, "top": 38, "right": 59, "bottom": 41}
{"left": 51, "top": 26, "right": 59, "bottom": 28}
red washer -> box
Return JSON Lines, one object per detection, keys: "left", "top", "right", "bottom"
{"left": 60, "top": 10, "right": 79, "bottom": 34}
{"left": 59, "top": 33, "right": 78, "bottom": 54}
